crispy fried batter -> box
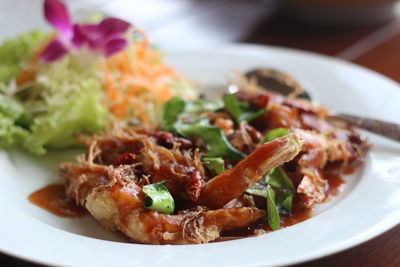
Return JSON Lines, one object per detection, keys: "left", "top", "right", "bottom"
{"left": 61, "top": 162, "right": 264, "bottom": 244}
{"left": 198, "top": 133, "right": 303, "bottom": 209}
{"left": 58, "top": 86, "right": 368, "bottom": 244}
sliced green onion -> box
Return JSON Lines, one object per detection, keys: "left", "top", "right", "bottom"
{"left": 142, "top": 181, "right": 175, "bottom": 214}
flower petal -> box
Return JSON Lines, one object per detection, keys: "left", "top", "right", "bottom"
{"left": 73, "top": 24, "right": 103, "bottom": 49}
{"left": 98, "top": 18, "right": 130, "bottom": 37}
{"left": 71, "top": 24, "right": 86, "bottom": 47}
{"left": 103, "top": 38, "right": 128, "bottom": 57}
{"left": 76, "top": 24, "right": 101, "bottom": 39}
{"left": 44, "top": 0, "right": 72, "bottom": 38}
{"left": 40, "top": 39, "right": 68, "bottom": 62}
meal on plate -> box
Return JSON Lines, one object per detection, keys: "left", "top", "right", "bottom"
{"left": 1, "top": 0, "right": 369, "bottom": 244}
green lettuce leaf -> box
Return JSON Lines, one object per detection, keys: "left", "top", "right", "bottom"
{"left": 0, "top": 31, "right": 48, "bottom": 85}
{"left": 27, "top": 82, "right": 106, "bottom": 152}
{"left": 0, "top": 31, "right": 109, "bottom": 154}
{"left": 0, "top": 113, "right": 30, "bottom": 149}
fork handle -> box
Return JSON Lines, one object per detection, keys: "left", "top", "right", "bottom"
{"left": 334, "top": 113, "right": 400, "bottom": 142}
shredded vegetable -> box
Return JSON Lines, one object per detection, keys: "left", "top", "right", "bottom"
{"left": 101, "top": 35, "right": 197, "bottom": 125}
{"left": 0, "top": 31, "right": 48, "bottom": 86}
{"left": 0, "top": 28, "right": 196, "bottom": 154}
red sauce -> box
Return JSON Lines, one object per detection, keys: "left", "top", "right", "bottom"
{"left": 221, "top": 197, "right": 312, "bottom": 238}
{"left": 344, "top": 167, "right": 356, "bottom": 174}
{"left": 220, "top": 171, "right": 346, "bottom": 238}
{"left": 29, "top": 184, "right": 86, "bottom": 217}
{"left": 280, "top": 199, "right": 312, "bottom": 227}
{"left": 324, "top": 174, "right": 345, "bottom": 199}
{"left": 110, "top": 182, "right": 143, "bottom": 229}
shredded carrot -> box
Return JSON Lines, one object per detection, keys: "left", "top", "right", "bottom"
{"left": 13, "top": 28, "right": 190, "bottom": 127}
{"left": 102, "top": 33, "right": 184, "bottom": 125}
{"left": 15, "top": 70, "right": 35, "bottom": 87}
{"left": 101, "top": 60, "right": 119, "bottom": 101}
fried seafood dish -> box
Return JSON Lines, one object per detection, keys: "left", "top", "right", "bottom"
{"left": 59, "top": 81, "right": 369, "bottom": 245}
{"left": 0, "top": 0, "right": 370, "bottom": 246}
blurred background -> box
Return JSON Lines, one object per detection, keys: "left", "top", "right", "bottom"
{"left": 101, "top": 0, "right": 400, "bottom": 81}
{"left": 1, "top": 0, "right": 399, "bottom": 82}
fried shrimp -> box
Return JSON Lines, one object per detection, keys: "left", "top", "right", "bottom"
{"left": 55, "top": 82, "right": 368, "bottom": 244}
{"left": 198, "top": 133, "right": 303, "bottom": 209}
{"left": 76, "top": 126, "right": 205, "bottom": 202}
{"left": 60, "top": 161, "right": 265, "bottom": 244}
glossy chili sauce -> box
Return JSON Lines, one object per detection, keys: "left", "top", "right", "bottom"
{"left": 325, "top": 174, "right": 345, "bottom": 199}
{"left": 221, "top": 172, "right": 345, "bottom": 238}
{"left": 29, "top": 184, "right": 86, "bottom": 217}
{"left": 29, "top": 170, "right": 345, "bottom": 239}
{"left": 109, "top": 182, "right": 143, "bottom": 229}
{"left": 220, "top": 197, "right": 312, "bottom": 238}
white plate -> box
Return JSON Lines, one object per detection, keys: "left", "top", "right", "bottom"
{"left": 1, "top": 44, "right": 400, "bottom": 267}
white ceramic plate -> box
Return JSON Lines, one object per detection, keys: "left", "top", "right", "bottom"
{"left": 1, "top": 45, "right": 400, "bottom": 267}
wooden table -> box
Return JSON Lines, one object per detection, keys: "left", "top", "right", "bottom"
{"left": 244, "top": 12, "right": 400, "bottom": 83}
{"left": 1, "top": 0, "right": 399, "bottom": 266}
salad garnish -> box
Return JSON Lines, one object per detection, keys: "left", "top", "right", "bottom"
{"left": 0, "top": 0, "right": 196, "bottom": 155}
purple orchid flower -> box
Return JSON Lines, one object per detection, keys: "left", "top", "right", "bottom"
{"left": 40, "top": 0, "right": 131, "bottom": 62}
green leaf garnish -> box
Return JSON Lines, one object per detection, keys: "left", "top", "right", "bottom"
{"left": 246, "top": 187, "right": 268, "bottom": 198}
{"left": 161, "top": 97, "right": 186, "bottom": 132}
{"left": 297, "top": 91, "right": 311, "bottom": 100}
{"left": 263, "top": 127, "right": 290, "bottom": 143}
{"left": 246, "top": 186, "right": 282, "bottom": 230}
{"left": 223, "top": 93, "right": 266, "bottom": 123}
{"left": 175, "top": 121, "right": 245, "bottom": 160}
{"left": 276, "top": 191, "right": 293, "bottom": 212}
{"left": 265, "top": 167, "right": 294, "bottom": 213}
{"left": 161, "top": 97, "right": 224, "bottom": 133}
{"left": 202, "top": 157, "right": 225, "bottom": 175}
{"left": 266, "top": 186, "right": 280, "bottom": 231}
{"left": 161, "top": 96, "right": 245, "bottom": 161}
{"left": 247, "top": 167, "right": 294, "bottom": 215}
{"left": 264, "top": 167, "right": 295, "bottom": 191}
{"left": 142, "top": 181, "right": 175, "bottom": 214}
{"left": 185, "top": 99, "right": 224, "bottom": 113}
